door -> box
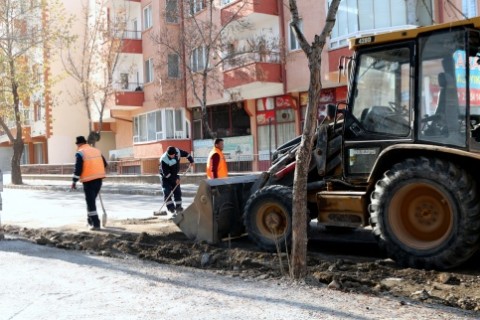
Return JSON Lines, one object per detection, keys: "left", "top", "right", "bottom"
{"left": 343, "top": 44, "right": 414, "bottom": 179}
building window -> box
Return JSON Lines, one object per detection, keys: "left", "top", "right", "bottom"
{"left": 192, "top": 104, "right": 250, "bottom": 140}
{"left": 144, "top": 58, "right": 153, "bottom": 83}
{"left": 256, "top": 96, "right": 296, "bottom": 158}
{"left": 192, "top": 107, "right": 203, "bottom": 139}
{"left": 34, "top": 100, "right": 44, "bottom": 121}
{"left": 168, "top": 54, "right": 180, "bottom": 78}
{"left": 191, "top": 46, "right": 207, "bottom": 72}
{"left": 132, "top": 19, "right": 139, "bottom": 38}
{"left": 328, "top": 0, "right": 433, "bottom": 48}
{"left": 463, "top": 0, "right": 477, "bottom": 18}
{"left": 289, "top": 20, "right": 303, "bottom": 51}
{"left": 143, "top": 5, "right": 152, "bottom": 30}
{"left": 165, "top": 109, "right": 185, "bottom": 139}
{"left": 21, "top": 144, "right": 29, "bottom": 164}
{"left": 166, "top": 0, "right": 178, "bottom": 23}
{"left": 133, "top": 109, "right": 187, "bottom": 143}
{"left": 190, "top": 0, "right": 205, "bottom": 15}
{"left": 34, "top": 143, "right": 44, "bottom": 164}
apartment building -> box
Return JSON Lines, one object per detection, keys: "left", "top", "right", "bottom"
{"left": 107, "top": 0, "right": 449, "bottom": 174}
{"left": 0, "top": 1, "right": 49, "bottom": 171}
{"left": 1, "top": 0, "right": 477, "bottom": 174}
{"left": 0, "top": 0, "right": 117, "bottom": 171}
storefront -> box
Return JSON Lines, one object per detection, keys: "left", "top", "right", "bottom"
{"left": 191, "top": 87, "right": 347, "bottom": 173}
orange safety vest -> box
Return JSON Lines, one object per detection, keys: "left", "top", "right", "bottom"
{"left": 78, "top": 145, "right": 106, "bottom": 182}
{"left": 206, "top": 147, "right": 228, "bottom": 179}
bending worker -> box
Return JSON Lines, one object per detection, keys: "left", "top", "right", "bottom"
{"left": 157, "top": 146, "right": 194, "bottom": 216}
{"left": 206, "top": 138, "right": 228, "bottom": 179}
{"left": 71, "top": 136, "right": 107, "bottom": 230}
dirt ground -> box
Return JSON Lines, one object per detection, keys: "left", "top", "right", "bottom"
{"left": 3, "top": 217, "right": 480, "bottom": 313}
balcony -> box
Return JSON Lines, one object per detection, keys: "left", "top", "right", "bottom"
{"left": 221, "top": 0, "right": 278, "bottom": 26}
{"left": 31, "top": 119, "right": 46, "bottom": 137}
{"left": 0, "top": 125, "right": 31, "bottom": 145}
{"left": 113, "top": 30, "right": 142, "bottom": 54}
{"left": 223, "top": 52, "right": 282, "bottom": 98}
{"left": 112, "top": 82, "right": 144, "bottom": 109}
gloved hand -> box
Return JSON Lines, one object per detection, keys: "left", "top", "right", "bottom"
{"left": 71, "top": 182, "right": 77, "bottom": 190}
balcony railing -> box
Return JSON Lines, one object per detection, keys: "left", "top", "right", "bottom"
{"left": 113, "top": 82, "right": 144, "bottom": 92}
{"left": 223, "top": 52, "right": 280, "bottom": 70}
{"left": 20, "top": 155, "right": 273, "bottom": 175}
{"left": 113, "top": 29, "right": 141, "bottom": 40}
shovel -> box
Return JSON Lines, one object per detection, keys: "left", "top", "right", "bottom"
{"left": 99, "top": 191, "right": 107, "bottom": 227}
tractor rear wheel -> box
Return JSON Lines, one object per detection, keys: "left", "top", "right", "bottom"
{"left": 370, "top": 157, "right": 480, "bottom": 269}
{"left": 243, "top": 185, "right": 293, "bottom": 252}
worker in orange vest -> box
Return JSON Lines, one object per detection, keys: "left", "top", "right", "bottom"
{"left": 206, "top": 138, "right": 228, "bottom": 179}
{"left": 71, "top": 136, "right": 107, "bottom": 230}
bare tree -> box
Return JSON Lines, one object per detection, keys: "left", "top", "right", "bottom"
{"left": 0, "top": 0, "right": 69, "bottom": 184}
{"left": 150, "top": 0, "right": 281, "bottom": 139}
{"left": 288, "top": 0, "right": 341, "bottom": 279}
{"left": 60, "top": 0, "right": 126, "bottom": 145}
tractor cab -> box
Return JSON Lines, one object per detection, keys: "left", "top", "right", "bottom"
{"left": 342, "top": 22, "right": 480, "bottom": 183}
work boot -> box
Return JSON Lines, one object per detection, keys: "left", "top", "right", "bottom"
{"left": 87, "top": 217, "right": 100, "bottom": 230}
{"left": 89, "top": 215, "right": 101, "bottom": 230}
{"left": 175, "top": 206, "right": 184, "bottom": 213}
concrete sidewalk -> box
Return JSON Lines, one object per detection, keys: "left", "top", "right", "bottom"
{"left": 2, "top": 173, "right": 200, "bottom": 197}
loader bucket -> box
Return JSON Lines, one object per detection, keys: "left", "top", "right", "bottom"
{"left": 173, "top": 174, "right": 261, "bottom": 244}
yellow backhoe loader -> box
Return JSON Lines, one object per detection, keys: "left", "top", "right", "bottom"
{"left": 175, "top": 17, "right": 480, "bottom": 270}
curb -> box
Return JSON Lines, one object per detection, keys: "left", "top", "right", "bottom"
{"left": 4, "top": 184, "right": 198, "bottom": 197}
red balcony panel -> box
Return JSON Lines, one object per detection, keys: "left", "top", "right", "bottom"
{"left": 224, "top": 62, "right": 281, "bottom": 89}
{"left": 114, "top": 91, "right": 144, "bottom": 107}
{"left": 93, "top": 122, "right": 112, "bottom": 132}
{"left": 1, "top": 126, "right": 32, "bottom": 143}
{"left": 121, "top": 39, "right": 142, "bottom": 54}
{"left": 221, "top": 0, "right": 278, "bottom": 25}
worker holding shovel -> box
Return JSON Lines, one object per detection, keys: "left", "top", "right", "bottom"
{"left": 154, "top": 146, "right": 194, "bottom": 217}
{"left": 71, "top": 136, "right": 107, "bottom": 230}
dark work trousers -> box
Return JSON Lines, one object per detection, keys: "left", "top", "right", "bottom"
{"left": 162, "top": 181, "right": 182, "bottom": 212}
{"left": 83, "top": 179, "right": 102, "bottom": 227}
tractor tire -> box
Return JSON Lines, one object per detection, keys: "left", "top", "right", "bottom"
{"left": 243, "top": 185, "right": 293, "bottom": 252}
{"left": 370, "top": 157, "right": 480, "bottom": 270}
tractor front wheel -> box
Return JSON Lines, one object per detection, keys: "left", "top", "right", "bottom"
{"left": 243, "top": 185, "right": 293, "bottom": 252}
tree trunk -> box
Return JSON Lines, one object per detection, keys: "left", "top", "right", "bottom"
{"left": 291, "top": 49, "right": 322, "bottom": 279}
{"left": 201, "top": 107, "right": 215, "bottom": 139}
{"left": 10, "top": 139, "right": 24, "bottom": 185}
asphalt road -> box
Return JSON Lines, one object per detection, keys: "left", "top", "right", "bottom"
{"left": 1, "top": 188, "right": 478, "bottom": 319}
{"left": 1, "top": 235, "right": 477, "bottom": 320}
{"left": 1, "top": 188, "right": 194, "bottom": 230}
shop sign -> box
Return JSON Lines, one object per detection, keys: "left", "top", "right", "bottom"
{"left": 193, "top": 135, "right": 254, "bottom": 163}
